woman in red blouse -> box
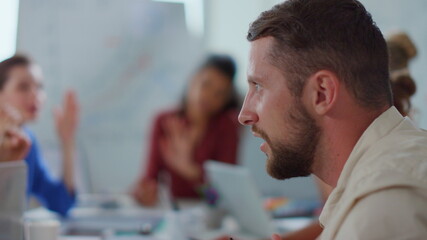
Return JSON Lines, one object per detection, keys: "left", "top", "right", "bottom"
{"left": 132, "top": 54, "right": 241, "bottom": 206}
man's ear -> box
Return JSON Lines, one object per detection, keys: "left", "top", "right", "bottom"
{"left": 305, "top": 70, "right": 339, "bottom": 115}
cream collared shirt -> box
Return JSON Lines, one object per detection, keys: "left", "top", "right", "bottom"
{"left": 319, "top": 107, "right": 427, "bottom": 240}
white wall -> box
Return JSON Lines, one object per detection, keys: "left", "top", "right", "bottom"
{"left": 0, "top": 0, "right": 19, "bottom": 61}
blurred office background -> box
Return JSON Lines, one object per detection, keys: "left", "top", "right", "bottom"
{"left": 0, "top": 0, "right": 425, "bottom": 199}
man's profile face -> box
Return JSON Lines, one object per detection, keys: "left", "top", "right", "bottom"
{"left": 238, "top": 37, "right": 320, "bottom": 180}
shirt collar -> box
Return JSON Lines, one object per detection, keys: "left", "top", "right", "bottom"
{"left": 335, "top": 106, "right": 404, "bottom": 189}
{"left": 320, "top": 106, "right": 404, "bottom": 226}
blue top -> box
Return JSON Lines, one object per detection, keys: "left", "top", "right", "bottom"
{"left": 24, "top": 128, "right": 76, "bottom": 217}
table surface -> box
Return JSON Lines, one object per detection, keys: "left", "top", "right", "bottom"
{"left": 25, "top": 194, "right": 314, "bottom": 240}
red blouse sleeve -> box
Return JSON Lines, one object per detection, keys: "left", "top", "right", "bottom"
{"left": 141, "top": 113, "right": 165, "bottom": 182}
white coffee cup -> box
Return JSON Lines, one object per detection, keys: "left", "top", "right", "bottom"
{"left": 24, "top": 220, "right": 60, "bottom": 240}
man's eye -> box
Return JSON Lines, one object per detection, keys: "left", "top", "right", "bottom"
{"left": 18, "top": 83, "right": 30, "bottom": 92}
{"left": 248, "top": 80, "right": 262, "bottom": 92}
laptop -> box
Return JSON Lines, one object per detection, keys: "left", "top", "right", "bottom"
{"left": 0, "top": 161, "right": 27, "bottom": 240}
{"left": 205, "top": 161, "right": 276, "bottom": 238}
{"left": 205, "top": 161, "right": 316, "bottom": 238}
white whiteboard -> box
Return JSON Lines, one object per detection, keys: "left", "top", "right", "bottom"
{"left": 17, "top": 0, "right": 203, "bottom": 193}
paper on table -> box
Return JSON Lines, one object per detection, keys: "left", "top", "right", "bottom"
{"left": 61, "top": 236, "right": 162, "bottom": 240}
{"left": 60, "top": 237, "right": 101, "bottom": 240}
{"left": 59, "top": 236, "right": 102, "bottom": 240}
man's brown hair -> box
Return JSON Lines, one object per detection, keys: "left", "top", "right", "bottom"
{"left": 247, "top": 0, "right": 393, "bottom": 109}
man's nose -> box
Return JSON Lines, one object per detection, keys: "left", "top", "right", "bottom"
{"left": 238, "top": 98, "right": 258, "bottom": 126}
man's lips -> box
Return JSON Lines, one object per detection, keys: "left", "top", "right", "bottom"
{"left": 251, "top": 130, "right": 262, "bottom": 138}
{"left": 260, "top": 142, "right": 268, "bottom": 153}
{"left": 251, "top": 130, "right": 268, "bottom": 153}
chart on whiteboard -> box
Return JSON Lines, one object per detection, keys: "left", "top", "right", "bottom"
{"left": 17, "top": 0, "right": 203, "bottom": 193}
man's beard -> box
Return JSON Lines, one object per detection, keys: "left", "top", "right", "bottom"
{"left": 253, "top": 100, "right": 321, "bottom": 180}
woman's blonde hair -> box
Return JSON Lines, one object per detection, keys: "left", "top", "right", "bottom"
{"left": 387, "top": 32, "right": 418, "bottom": 116}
